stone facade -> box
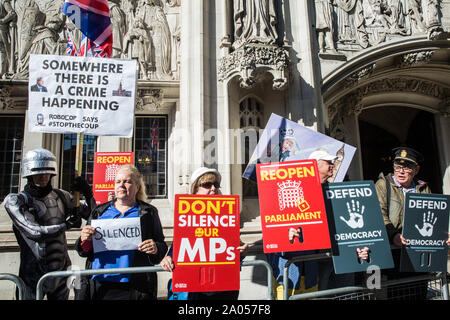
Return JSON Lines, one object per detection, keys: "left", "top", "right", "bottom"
{"left": 0, "top": 0, "right": 449, "bottom": 299}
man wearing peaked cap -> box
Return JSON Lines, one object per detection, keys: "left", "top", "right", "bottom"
{"left": 374, "top": 146, "right": 441, "bottom": 299}
{"left": 375, "top": 146, "right": 429, "bottom": 247}
{"left": 392, "top": 147, "right": 424, "bottom": 166}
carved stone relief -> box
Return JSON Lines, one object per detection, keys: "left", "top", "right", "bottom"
{"left": 400, "top": 50, "right": 434, "bottom": 67}
{"left": 218, "top": 44, "right": 289, "bottom": 90}
{"left": 327, "top": 75, "right": 448, "bottom": 140}
{"left": 0, "top": 85, "right": 14, "bottom": 109}
{"left": 440, "top": 99, "right": 450, "bottom": 117}
{"left": 219, "top": 0, "right": 290, "bottom": 90}
{"left": 343, "top": 63, "right": 374, "bottom": 88}
{"left": 136, "top": 88, "right": 164, "bottom": 110}
{"left": 314, "top": 0, "right": 446, "bottom": 59}
{"left": 0, "top": 0, "right": 180, "bottom": 81}
{"left": 325, "top": 47, "right": 449, "bottom": 141}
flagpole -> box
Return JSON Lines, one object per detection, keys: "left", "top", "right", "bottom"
{"left": 74, "top": 36, "right": 89, "bottom": 206}
{"left": 63, "top": 0, "right": 113, "bottom": 205}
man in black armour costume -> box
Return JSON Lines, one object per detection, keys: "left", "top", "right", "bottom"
{"left": 3, "top": 148, "right": 95, "bottom": 300}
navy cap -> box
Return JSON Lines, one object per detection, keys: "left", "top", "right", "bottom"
{"left": 392, "top": 147, "right": 424, "bottom": 165}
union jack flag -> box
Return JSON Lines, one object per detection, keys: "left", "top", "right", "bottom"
{"left": 150, "top": 119, "right": 159, "bottom": 149}
{"left": 62, "top": 0, "right": 112, "bottom": 49}
{"left": 79, "top": 34, "right": 111, "bottom": 58}
{"left": 65, "top": 31, "right": 79, "bottom": 56}
{"left": 150, "top": 119, "right": 159, "bottom": 161}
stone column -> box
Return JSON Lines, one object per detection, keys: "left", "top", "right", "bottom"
{"left": 177, "top": 0, "right": 209, "bottom": 191}
{"left": 287, "top": 0, "right": 324, "bottom": 131}
{"left": 96, "top": 136, "right": 122, "bottom": 152}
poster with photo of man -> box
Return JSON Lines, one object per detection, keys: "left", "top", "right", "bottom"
{"left": 242, "top": 113, "right": 356, "bottom": 183}
{"left": 28, "top": 54, "right": 137, "bottom": 137}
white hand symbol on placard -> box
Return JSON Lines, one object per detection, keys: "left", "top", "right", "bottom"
{"left": 340, "top": 199, "right": 365, "bottom": 229}
{"left": 415, "top": 211, "right": 437, "bottom": 237}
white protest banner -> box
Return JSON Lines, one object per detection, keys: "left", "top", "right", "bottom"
{"left": 28, "top": 54, "right": 137, "bottom": 137}
{"left": 91, "top": 217, "right": 142, "bottom": 253}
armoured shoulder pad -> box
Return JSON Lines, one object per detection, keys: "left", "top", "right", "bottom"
{"left": 4, "top": 192, "right": 29, "bottom": 208}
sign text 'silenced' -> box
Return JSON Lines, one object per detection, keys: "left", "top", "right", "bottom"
{"left": 91, "top": 217, "right": 142, "bottom": 253}
{"left": 177, "top": 197, "right": 237, "bottom": 238}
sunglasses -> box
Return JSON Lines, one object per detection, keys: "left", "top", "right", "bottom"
{"left": 199, "top": 181, "right": 220, "bottom": 189}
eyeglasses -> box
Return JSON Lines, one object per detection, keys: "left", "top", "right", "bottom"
{"left": 199, "top": 181, "right": 220, "bottom": 189}
{"left": 393, "top": 165, "right": 415, "bottom": 173}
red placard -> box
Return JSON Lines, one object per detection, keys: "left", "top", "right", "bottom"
{"left": 256, "top": 160, "right": 331, "bottom": 253}
{"left": 172, "top": 194, "right": 240, "bottom": 293}
{"left": 93, "top": 152, "right": 134, "bottom": 205}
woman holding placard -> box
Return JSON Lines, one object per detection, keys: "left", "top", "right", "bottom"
{"left": 160, "top": 167, "right": 248, "bottom": 300}
{"left": 75, "top": 164, "right": 167, "bottom": 300}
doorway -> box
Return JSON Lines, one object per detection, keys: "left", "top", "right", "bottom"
{"left": 359, "top": 107, "right": 442, "bottom": 193}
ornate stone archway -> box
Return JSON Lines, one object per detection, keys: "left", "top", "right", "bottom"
{"left": 321, "top": 40, "right": 450, "bottom": 180}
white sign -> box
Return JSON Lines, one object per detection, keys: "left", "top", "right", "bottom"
{"left": 28, "top": 54, "right": 137, "bottom": 137}
{"left": 91, "top": 217, "right": 142, "bottom": 253}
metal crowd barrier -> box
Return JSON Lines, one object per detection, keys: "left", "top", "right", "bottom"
{"left": 289, "top": 272, "right": 449, "bottom": 300}
{"left": 0, "top": 273, "right": 26, "bottom": 300}
{"left": 36, "top": 265, "right": 163, "bottom": 300}
{"left": 282, "top": 252, "right": 332, "bottom": 301}
{"left": 281, "top": 252, "right": 449, "bottom": 301}
{"left": 241, "top": 259, "right": 274, "bottom": 300}
{"left": 36, "top": 259, "right": 274, "bottom": 300}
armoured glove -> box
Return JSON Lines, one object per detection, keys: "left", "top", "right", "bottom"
{"left": 65, "top": 210, "right": 82, "bottom": 230}
{"left": 72, "top": 176, "right": 93, "bottom": 199}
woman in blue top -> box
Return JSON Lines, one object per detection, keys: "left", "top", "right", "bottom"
{"left": 75, "top": 164, "right": 167, "bottom": 300}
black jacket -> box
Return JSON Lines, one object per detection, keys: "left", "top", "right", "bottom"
{"left": 75, "top": 200, "right": 168, "bottom": 299}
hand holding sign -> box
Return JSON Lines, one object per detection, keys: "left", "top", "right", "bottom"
{"left": 288, "top": 227, "right": 299, "bottom": 244}
{"left": 288, "top": 227, "right": 303, "bottom": 244}
{"left": 356, "top": 247, "right": 370, "bottom": 262}
{"left": 414, "top": 211, "right": 437, "bottom": 237}
{"left": 160, "top": 255, "right": 174, "bottom": 272}
{"left": 81, "top": 225, "right": 95, "bottom": 242}
{"left": 138, "top": 239, "right": 158, "bottom": 255}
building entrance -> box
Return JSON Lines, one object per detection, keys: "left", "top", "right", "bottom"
{"left": 359, "top": 107, "right": 442, "bottom": 193}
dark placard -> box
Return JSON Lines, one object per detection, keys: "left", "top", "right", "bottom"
{"left": 400, "top": 193, "right": 449, "bottom": 272}
{"left": 323, "top": 181, "right": 394, "bottom": 274}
